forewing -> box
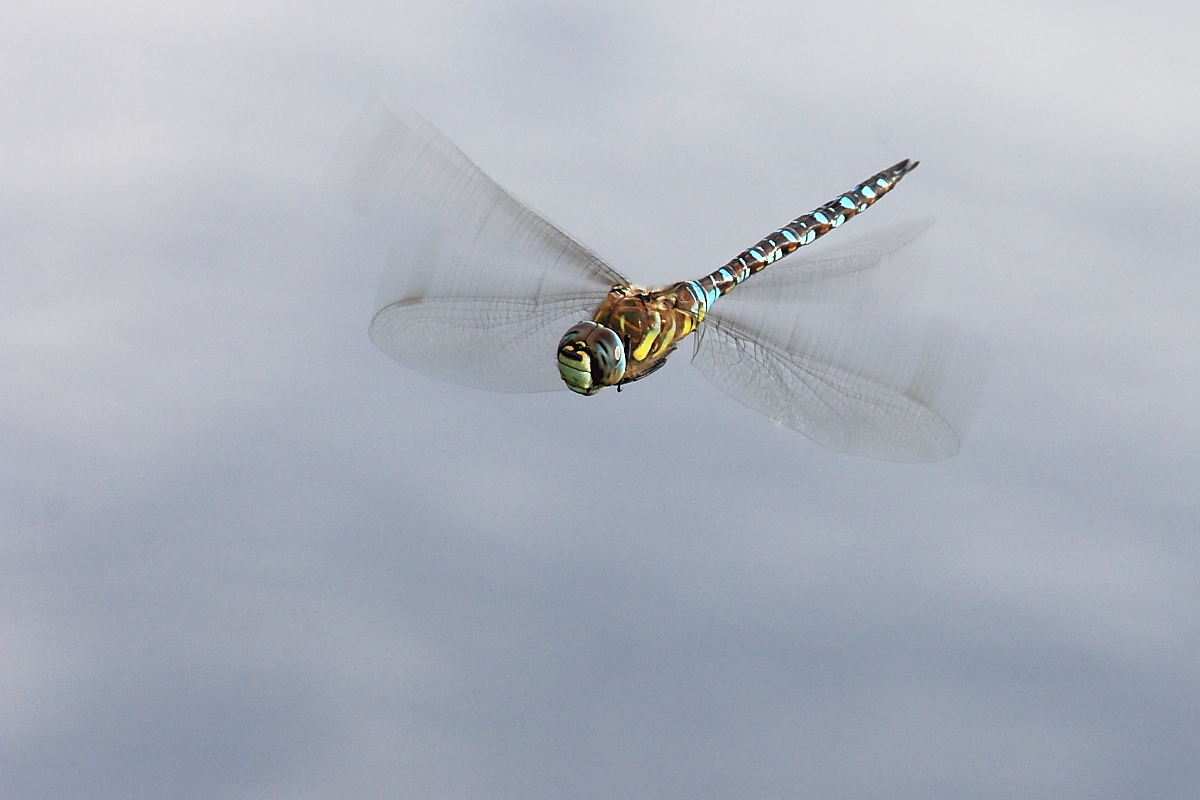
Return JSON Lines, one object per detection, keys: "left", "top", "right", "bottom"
{"left": 370, "top": 292, "right": 607, "bottom": 393}
{"left": 336, "top": 103, "right": 624, "bottom": 391}
{"left": 692, "top": 305, "right": 984, "bottom": 462}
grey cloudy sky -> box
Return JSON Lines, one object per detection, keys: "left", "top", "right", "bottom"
{"left": 3, "top": 1, "right": 1198, "bottom": 798}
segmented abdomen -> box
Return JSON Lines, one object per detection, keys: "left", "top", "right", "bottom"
{"left": 686, "top": 159, "right": 918, "bottom": 314}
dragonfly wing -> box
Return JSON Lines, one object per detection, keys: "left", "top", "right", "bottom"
{"left": 722, "top": 217, "right": 935, "bottom": 304}
{"left": 337, "top": 103, "right": 624, "bottom": 391}
{"left": 370, "top": 292, "right": 607, "bottom": 393}
{"left": 692, "top": 305, "right": 984, "bottom": 462}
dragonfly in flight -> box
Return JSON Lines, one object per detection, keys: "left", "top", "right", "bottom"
{"left": 341, "top": 107, "right": 980, "bottom": 461}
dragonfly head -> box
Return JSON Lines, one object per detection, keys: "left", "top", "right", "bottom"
{"left": 557, "top": 321, "right": 626, "bottom": 395}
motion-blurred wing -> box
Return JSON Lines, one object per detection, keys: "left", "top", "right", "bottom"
{"left": 336, "top": 104, "right": 624, "bottom": 392}
{"left": 693, "top": 305, "right": 983, "bottom": 462}
{"left": 721, "top": 217, "right": 935, "bottom": 305}
{"left": 370, "top": 289, "right": 611, "bottom": 393}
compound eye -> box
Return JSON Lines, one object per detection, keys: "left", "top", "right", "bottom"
{"left": 584, "top": 325, "right": 626, "bottom": 386}
{"left": 558, "top": 322, "right": 593, "bottom": 351}
{"left": 557, "top": 322, "right": 626, "bottom": 394}
{"left": 557, "top": 323, "right": 598, "bottom": 394}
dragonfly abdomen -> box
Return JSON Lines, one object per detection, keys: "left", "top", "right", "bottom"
{"left": 691, "top": 159, "right": 919, "bottom": 311}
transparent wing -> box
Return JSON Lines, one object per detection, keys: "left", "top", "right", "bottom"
{"left": 712, "top": 217, "right": 933, "bottom": 308}
{"left": 369, "top": 290, "right": 611, "bottom": 393}
{"left": 693, "top": 304, "right": 985, "bottom": 462}
{"left": 334, "top": 103, "right": 624, "bottom": 392}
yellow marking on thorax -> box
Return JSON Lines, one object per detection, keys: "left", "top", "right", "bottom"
{"left": 631, "top": 314, "right": 662, "bottom": 362}
{"left": 649, "top": 315, "right": 680, "bottom": 360}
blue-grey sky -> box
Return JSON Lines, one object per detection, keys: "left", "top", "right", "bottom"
{"left": 3, "top": 1, "right": 1198, "bottom": 798}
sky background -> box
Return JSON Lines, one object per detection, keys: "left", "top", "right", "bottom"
{"left": 3, "top": 1, "right": 1199, "bottom": 798}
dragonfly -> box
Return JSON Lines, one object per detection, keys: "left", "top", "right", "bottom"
{"left": 343, "top": 107, "right": 979, "bottom": 462}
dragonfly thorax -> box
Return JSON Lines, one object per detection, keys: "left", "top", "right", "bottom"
{"left": 556, "top": 321, "right": 626, "bottom": 395}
